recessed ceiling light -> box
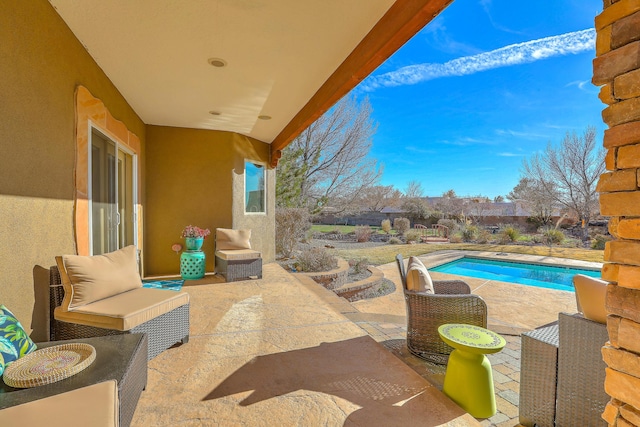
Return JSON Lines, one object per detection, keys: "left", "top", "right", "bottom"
{"left": 208, "top": 58, "right": 227, "bottom": 68}
{"left": 209, "top": 111, "right": 221, "bottom": 116}
{"left": 258, "top": 115, "right": 272, "bottom": 120}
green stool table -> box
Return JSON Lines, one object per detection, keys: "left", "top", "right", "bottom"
{"left": 180, "top": 250, "right": 205, "bottom": 280}
{"left": 438, "top": 323, "right": 506, "bottom": 419}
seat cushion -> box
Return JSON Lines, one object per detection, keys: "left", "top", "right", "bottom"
{"left": 406, "top": 256, "right": 434, "bottom": 293}
{"left": 215, "top": 249, "right": 261, "bottom": 261}
{"left": 0, "top": 380, "right": 118, "bottom": 427}
{"left": 573, "top": 274, "right": 608, "bottom": 324}
{"left": 216, "top": 228, "right": 252, "bottom": 250}
{"left": 55, "top": 288, "right": 190, "bottom": 331}
{"left": 57, "top": 245, "right": 143, "bottom": 310}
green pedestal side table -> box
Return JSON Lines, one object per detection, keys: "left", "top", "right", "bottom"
{"left": 180, "top": 250, "right": 205, "bottom": 280}
{"left": 438, "top": 323, "right": 506, "bottom": 419}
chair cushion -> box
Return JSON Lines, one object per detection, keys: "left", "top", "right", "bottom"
{"left": 0, "top": 305, "right": 37, "bottom": 376}
{"left": 58, "top": 246, "right": 143, "bottom": 310}
{"left": 0, "top": 380, "right": 118, "bottom": 427}
{"left": 573, "top": 274, "right": 608, "bottom": 324}
{"left": 215, "top": 249, "right": 261, "bottom": 261}
{"left": 216, "top": 228, "right": 252, "bottom": 250}
{"left": 55, "top": 288, "right": 190, "bottom": 331}
{"left": 406, "top": 256, "right": 434, "bottom": 293}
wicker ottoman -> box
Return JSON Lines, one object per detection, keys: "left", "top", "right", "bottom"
{"left": 215, "top": 249, "right": 262, "bottom": 282}
{"left": 519, "top": 323, "right": 559, "bottom": 427}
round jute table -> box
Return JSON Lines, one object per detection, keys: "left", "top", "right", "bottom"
{"left": 438, "top": 323, "right": 506, "bottom": 419}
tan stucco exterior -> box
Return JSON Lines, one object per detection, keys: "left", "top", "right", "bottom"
{"left": 145, "top": 126, "right": 274, "bottom": 276}
{"left": 0, "top": 0, "right": 277, "bottom": 339}
{"left": 0, "top": 1, "right": 146, "bottom": 340}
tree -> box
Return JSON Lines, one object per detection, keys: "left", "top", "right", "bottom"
{"left": 356, "top": 185, "right": 402, "bottom": 212}
{"left": 404, "top": 180, "right": 424, "bottom": 198}
{"left": 507, "top": 177, "right": 558, "bottom": 227}
{"left": 521, "top": 126, "right": 605, "bottom": 240}
{"left": 436, "top": 189, "right": 464, "bottom": 219}
{"left": 276, "top": 95, "right": 381, "bottom": 213}
{"left": 494, "top": 195, "right": 504, "bottom": 203}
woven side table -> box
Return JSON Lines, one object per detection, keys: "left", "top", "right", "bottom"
{"left": 519, "top": 323, "right": 559, "bottom": 427}
{"left": 181, "top": 250, "right": 205, "bottom": 279}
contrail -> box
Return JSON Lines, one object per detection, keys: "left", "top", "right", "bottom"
{"left": 360, "top": 28, "right": 595, "bottom": 91}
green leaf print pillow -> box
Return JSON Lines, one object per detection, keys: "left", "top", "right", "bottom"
{"left": 0, "top": 305, "right": 37, "bottom": 376}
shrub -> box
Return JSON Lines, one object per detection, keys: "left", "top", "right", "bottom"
{"left": 499, "top": 225, "right": 520, "bottom": 243}
{"left": 275, "top": 207, "right": 311, "bottom": 258}
{"left": 476, "top": 229, "right": 492, "bottom": 244}
{"left": 540, "top": 227, "right": 565, "bottom": 245}
{"left": 449, "top": 234, "right": 463, "bottom": 243}
{"left": 591, "top": 234, "right": 611, "bottom": 250}
{"left": 393, "top": 217, "right": 411, "bottom": 235}
{"left": 381, "top": 219, "right": 391, "bottom": 234}
{"left": 388, "top": 237, "right": 402, "bottom": 244}
{"left": 405, "top": 230, "right": 422, "bottom": 243}
{"left": 354, "top": 225, "right": 372, "bottom": 242}
{"left": 349, "top": 257, "right": 369, "bottom": 274}
{"left": 295, "top": 248, "right": 338, "bottom": 272}
{"left": 460, "top": 225, "right": 478, "bottom": 242}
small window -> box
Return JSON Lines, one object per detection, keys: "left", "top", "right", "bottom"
{"left": 245, "top": 161, "right": 265, "bottom": 213}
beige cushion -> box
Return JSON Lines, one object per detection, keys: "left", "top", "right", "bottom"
{"left": 406, "top": 256, "right": 434, "bottom": 293}
{"left": 57, "top": 245, "right": 142, "bottom": 310}
{"left": 216, "top": 228, "right": 252, "bottom": 250}
{"left": 0, "top": 380, "right": 118, "bottom": 427}
{"left": 55, "top": 288, "right": 189, "bottom": 331}
{"left": 573, "top": 274, "right": 608, "bottom": 324}
{"left": 215, "top": 249, "right": 261, "bottom": 261}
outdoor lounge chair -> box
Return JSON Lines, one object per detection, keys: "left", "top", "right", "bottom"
{"left": 395, "top": 254, "right": 487, "bottom": 364}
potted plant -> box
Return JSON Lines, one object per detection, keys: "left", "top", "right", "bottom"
{"left": 180, "top": 225, "right": 211, "bottom": 251}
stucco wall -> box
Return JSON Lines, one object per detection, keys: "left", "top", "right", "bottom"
{"left": 0, "top": 1, "right": 145, "bottom": 339}
{"left": 145, "top": 127, "right": 275, "bottom": 276}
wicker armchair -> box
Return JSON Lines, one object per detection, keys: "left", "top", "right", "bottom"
{"left": 395, "top": 254, "right": 487, "bottom": 364}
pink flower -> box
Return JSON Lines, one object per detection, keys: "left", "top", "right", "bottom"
{"left": 180, "top": 225, "right": 211, "bottom": 239}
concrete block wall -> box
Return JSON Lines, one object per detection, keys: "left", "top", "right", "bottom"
{"left": 593, "top": 1, "right": 640, "bottom": 425}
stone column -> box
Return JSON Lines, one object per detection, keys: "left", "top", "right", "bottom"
{"left": 593, "top": 1, "right": 640, "bottom": 425}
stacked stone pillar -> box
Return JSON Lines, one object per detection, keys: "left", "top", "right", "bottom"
{"left": 593, "top": 1, "right": 640, "bottom": 425}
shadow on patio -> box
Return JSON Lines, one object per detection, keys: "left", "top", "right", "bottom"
{"left": 131, "top": 263, "right": 479, "bottom": 426}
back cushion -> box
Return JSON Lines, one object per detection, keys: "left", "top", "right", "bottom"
{"left": 573, "top": 274, "right": 608, "bottom": 324}
{"left": 216, "top": 228, "right": 252, "bottom": 250}
{"left": 61, "top": 245, "right": 142, "bottom": 309}
{"left": 406, "top": 256, "right": 434, "bottom": 293}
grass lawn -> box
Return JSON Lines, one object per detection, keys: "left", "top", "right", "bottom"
{"left": 311, "top": 224, "right": 396, "bottom": 235}
{"left": 329, "top": 243, "right": 604, "bottom": 265}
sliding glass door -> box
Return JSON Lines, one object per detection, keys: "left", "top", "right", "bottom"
{"left": 90, "top": 128, "right": 137, "bottom": 255}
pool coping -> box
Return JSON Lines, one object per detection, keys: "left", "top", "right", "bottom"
{"left": 423, "top": 250, "right": 603, "bottom": 272}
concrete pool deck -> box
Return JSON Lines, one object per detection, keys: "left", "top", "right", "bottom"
{"left": 353, "top": 250, "right": 602, "bottom": 333}
{"left": 348, "top": 250, "right": 603, "bottom": 426}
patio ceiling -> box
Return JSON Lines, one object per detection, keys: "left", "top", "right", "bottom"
{"left": 49, "top": 0, "right": 451, "bottom": 161}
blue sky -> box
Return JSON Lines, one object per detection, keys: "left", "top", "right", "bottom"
{"left": 357, "top": 0, "right": 604, "bottom": 199}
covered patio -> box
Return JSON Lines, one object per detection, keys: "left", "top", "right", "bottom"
{"left": 3, "top": 0, "right": 640, "bottom": 425}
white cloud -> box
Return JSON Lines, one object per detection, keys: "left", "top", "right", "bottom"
{"left": 360, "top": 29, "right": 595, "bottom": 91}
{"left": 497, "top": 152, "right": 524, "bottom": 157}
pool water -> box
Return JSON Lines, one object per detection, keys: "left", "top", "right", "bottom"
{"left": 430, "top": 257, "right": 601, "bottom": 292}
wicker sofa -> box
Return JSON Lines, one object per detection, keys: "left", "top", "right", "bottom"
{"left": 50, "top": 246, "right": 190, "bottom": 360}
{"left": 395, "top": 254, "right": 487, "bottom": 364}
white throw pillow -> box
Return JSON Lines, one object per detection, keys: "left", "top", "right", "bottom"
{"left": 406, "top": 256, "right": 434, "bottom": 293}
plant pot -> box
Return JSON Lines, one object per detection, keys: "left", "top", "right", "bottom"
{"left": 185, "top": 237, "right": 204, "bottom": 251}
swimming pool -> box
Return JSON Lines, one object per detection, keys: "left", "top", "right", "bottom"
{"left": 430, "top": 257, "right": 601, "bottom": 292}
